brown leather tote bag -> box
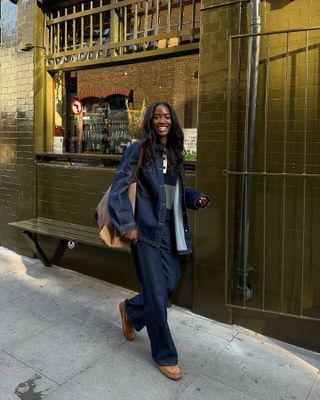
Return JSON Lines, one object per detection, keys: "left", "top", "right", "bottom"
{"left": 95, "top": 148, "right": 143, "bottom": 249}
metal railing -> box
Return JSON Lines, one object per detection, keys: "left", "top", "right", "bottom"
{"left": 45, "top": 0, "right": 200, "bottom": 70}
{"left": 225, "top": 27, "right": 320, "bottom": 321}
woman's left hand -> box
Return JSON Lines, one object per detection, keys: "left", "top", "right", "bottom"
{"left": 196, "top": 196, "right": 209, "bottom": 208}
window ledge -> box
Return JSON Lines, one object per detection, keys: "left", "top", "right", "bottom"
{"left": 35, "top": 152, "right": 196, "bottom": 170}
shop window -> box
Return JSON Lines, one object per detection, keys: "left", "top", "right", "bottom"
{"left": 63, "top": 94, "right": 130, "bottom": 154}
{"left": 52, "top": 54, "right": 199, "bottom": 159}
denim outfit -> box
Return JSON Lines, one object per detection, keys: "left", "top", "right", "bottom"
{"left": 108, "top": 141, "right": 209, "bottom": 365}
{"left": 127, "top": 222, "right": 181, "bottom": 365}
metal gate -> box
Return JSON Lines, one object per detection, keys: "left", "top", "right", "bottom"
{"left": 225, "top": 27, "right": 320, "bottom": 322}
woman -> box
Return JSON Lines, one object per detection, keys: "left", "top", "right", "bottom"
{"left": 108, "top": 102, "right": 210, "bottom": 380}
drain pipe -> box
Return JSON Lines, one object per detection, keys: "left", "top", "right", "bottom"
{"left": 237, "top": 0, "right": 261, "bottom": 300}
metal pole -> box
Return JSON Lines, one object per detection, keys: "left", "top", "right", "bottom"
{"left": 237, "top": 0, "right": 261, "bottom": 300}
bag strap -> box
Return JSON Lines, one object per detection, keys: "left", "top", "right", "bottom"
{"left": 131, "top": 147, "right": 144, "bottom": 183}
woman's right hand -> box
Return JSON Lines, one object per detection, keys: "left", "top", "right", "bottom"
{"left": 124, "top": 229, "right": 139, "bottom": 244}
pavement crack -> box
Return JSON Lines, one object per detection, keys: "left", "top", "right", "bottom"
{"left": 306, "top": 370, "right": 320, "bottom": 400}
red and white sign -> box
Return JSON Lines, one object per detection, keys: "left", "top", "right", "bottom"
{"left": 71, "top": 99, "right": 82, "bottom": 115}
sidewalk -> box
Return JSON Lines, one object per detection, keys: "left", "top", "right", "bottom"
{"left": 0, "top": 246, "right": 319, "bottom": 400}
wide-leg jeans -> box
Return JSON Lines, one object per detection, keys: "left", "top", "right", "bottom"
{"left": 125, "top": 221, "right": 181, "bottom": 366}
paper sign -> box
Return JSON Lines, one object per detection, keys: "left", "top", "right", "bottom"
{"left": 183, "top": 128, "right": 197, "bottom": 160}
{"left": 53, "top": 137, "right": 64, "bottom": 154}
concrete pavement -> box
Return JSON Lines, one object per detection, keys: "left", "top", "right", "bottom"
{"left": 0, "top": 245, "right": 319, "bottom": 400}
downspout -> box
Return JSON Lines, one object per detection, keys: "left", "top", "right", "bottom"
{"left": 237, "top": 0, "right": 261, "bottom": 300}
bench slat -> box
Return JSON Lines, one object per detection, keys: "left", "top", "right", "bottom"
{"left": 9, "top": 218, "right": 103, "bottom": 247}
{"left": 36, "top": 217, "right": 99, "bottom": 234}
{"left": 9, "top": 217, "right": 131, "bottom": 266}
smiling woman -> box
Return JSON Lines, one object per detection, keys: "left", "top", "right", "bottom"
{"left": 152, "top": 104, "right": 172, "bottom": 144}
{"left": 107, "top": 101, "right": 210, "bottom": 380}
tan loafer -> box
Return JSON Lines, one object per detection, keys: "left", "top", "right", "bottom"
{"left": 119, "top": 301, "right": 136, "bottom": 341}
{"left": 158, "top": 364, "right": 183, "bottom": 380}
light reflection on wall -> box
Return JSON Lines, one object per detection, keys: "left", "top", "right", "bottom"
{"left": 0, "top": 144, "right": 16, "bottom": 166}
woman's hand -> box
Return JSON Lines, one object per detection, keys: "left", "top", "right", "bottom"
{"left": 196, "top": 196, "right": 209, "bottom": 208}
{"left": 124, "top": 229, "right": 139, "bottom": 244}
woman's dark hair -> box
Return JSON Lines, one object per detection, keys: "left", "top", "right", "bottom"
{"left": 141, "top": 101, "right": 185, "bottom": 170}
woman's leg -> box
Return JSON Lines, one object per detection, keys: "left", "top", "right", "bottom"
{"left": 125, "top": 222, "right": 181, "bottom": 365}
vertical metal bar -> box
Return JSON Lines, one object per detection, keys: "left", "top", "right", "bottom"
{"left": 237, "top": 1, "right": 261, "bottom": 304}
{"left": 239, "top": 37, "right": 252, "bottom": 308}
{"left": 155, "top": 0, "right": 159, "bottom": 34}
{"left": 90, "top": 1, "right": 93, "bottom": 47}
{"left": 45, "top": 16, "right": 49, "bottom": 59}
{"left": 134, "top": 2, "right": 138, "bottom": 38}
{"left": 118, "top": 4, "right": 123, "bottom": 55}
{"left": 100, "top": 0, "right": 103, "bottom": 45}
{"left": 280, "top": 32, "right": 289, "bottom": 313}
{"left": 243, "top": 171, "right": 249, "bottom": 307}
{"left": 178, "top": 0, "right": 183, "bottom": 33}
{"left": 225, "top": 35, "right": 233, "bottom": 306}
{"left": 134, "top": 2, "right": 138, "bottom": 50}
{"left": 73, "top": 6, "right": 76, "bottom": 50}
{"left": 144, "top": 0, "right": 148, "bottom": 49}
{"left": 57, "top": 10, "right": 60, "bottom": 53}
{"left": 64, "top": 8, "right": 68, "bottom": 51}
{"left": 50, "top": 13, "right": 53, "bottom": 54}
{"left": 262, "top": 34, "right": 270, "bottom": 311}
{"left": 81, "top": 3, "right": 84, "bottom": 48}
{"left": 167, "top": 0, "right": 171, "bottom": 31}
{"left": 238, "top": 35, "right": 251, "bottom": 307}
{"left": 300, "top": 30, "right": 309, "bottom": 316}
{"left": 191, "top": 0, "right": 196, "bottom": 41}
{"left": 46, "top": 14, "right": 50, "bottom": 56}
{"left": 124, "top": 6, "right": 127, "bottom": 42}
{"left": 166, "top": 0, "right": 171, "bottom": 47}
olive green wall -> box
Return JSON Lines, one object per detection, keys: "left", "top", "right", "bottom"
{"left": 194, "top": 0, "right": 243, "bottom": 323}
{"left": 35, "top": 162, "right": 196, "bottom": 308}
{"left": 196, "top": 0, "right": 320, "bottom": 349}
{"left": 0, "top": 0, "right": 36, "bottom": 253}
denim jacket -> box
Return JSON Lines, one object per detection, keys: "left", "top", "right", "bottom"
{"left": 108, "top": 141, "right": 209, "bottom": 254}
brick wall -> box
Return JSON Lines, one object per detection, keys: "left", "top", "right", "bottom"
{"left": 77, "top": 54, "right": 199, "bottom": 128}
{"left": 0, "top": 0, "right": 35, "bottom": 251}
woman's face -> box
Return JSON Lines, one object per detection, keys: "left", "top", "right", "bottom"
{"left": 152, "top": 104, "right": 172, "bottom": 144}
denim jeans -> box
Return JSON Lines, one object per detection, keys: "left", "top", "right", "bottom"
{"left": 125, "top": 221, "right": 181, "bottom": 366}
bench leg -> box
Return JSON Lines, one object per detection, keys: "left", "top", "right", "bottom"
{"left": 22, "top": 231, "right": 52, "bottom": 267}
{"left": 52, "top": 240, "right": 68, "bottom": 265}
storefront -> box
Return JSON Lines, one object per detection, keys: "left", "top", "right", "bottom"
{"left": 1, "top": 0, "right": 320, "bottom": 352}
{"left": 31, "top": 0, "right": 202, "bottom": 310}
{"left": 39, "top": 0, "right": 200, "bottom": 156}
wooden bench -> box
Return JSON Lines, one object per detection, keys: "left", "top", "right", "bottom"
{"left": 9, "top": 217, "right": 128, "bottom": 267}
